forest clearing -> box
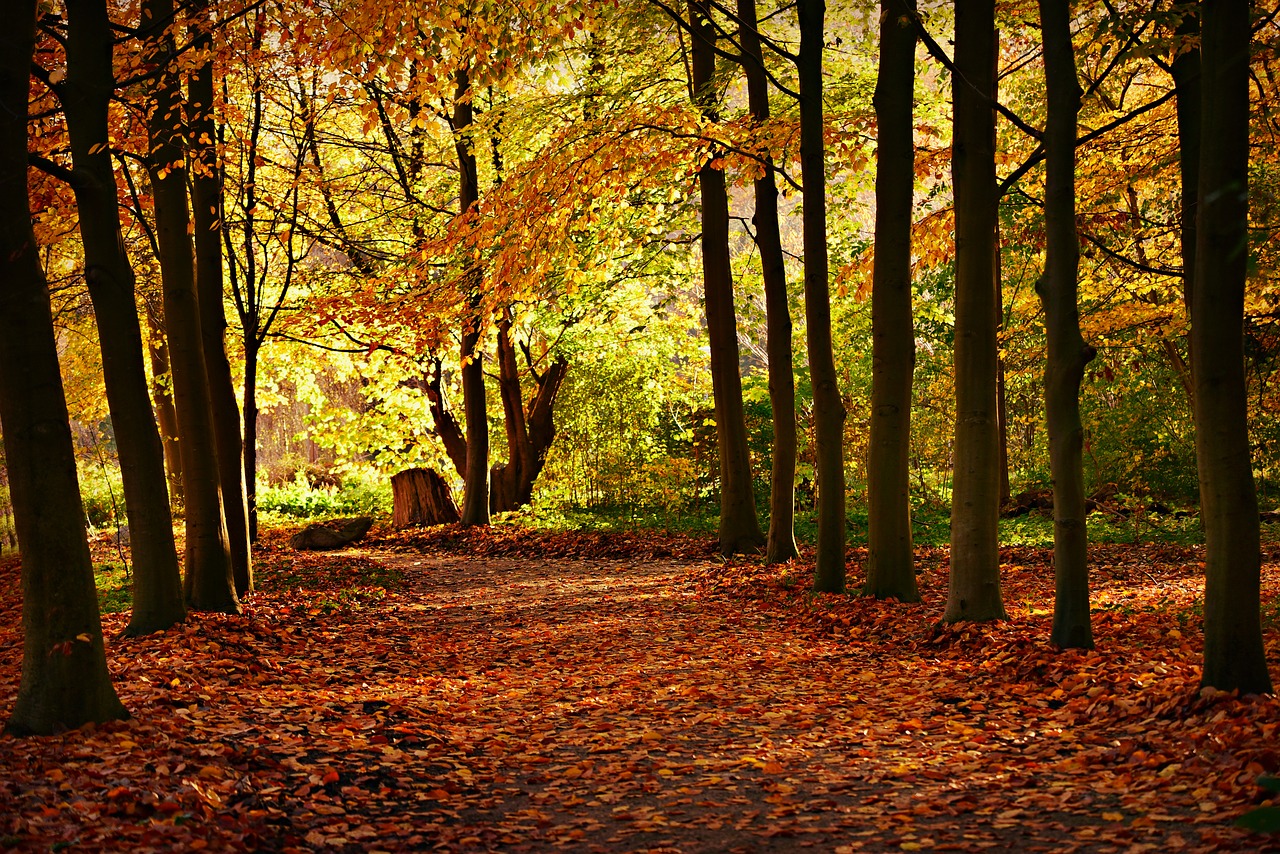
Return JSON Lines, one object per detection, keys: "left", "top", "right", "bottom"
{"left": 2, "top": 526, "right": 1279, "bottom": 852}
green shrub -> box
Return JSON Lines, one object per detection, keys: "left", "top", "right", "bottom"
{"left": 256, "top": 471, "right": 391, "bottom": 521}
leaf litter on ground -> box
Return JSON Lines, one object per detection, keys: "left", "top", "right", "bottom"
{"left": 0, "top": 527, "right": 1278, "bottom": 851}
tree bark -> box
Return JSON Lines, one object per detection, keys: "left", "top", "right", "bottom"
{"left": 189, "top": 0, "right": 252, "bottom": 595}
{"left": 454, "top": 67, "right": 490, "bottom": 527}
{"left": 1038, "top": 0, "right": 1095, "bottom": 649}
{"left": 0, "top": 4, "right": 128, "bottom": 735}
{"left": 797, "top": 0, "right": 847, "bottom": 592}
{"left": 689, "top": 0, "right": 765, "bottom": 556}
{"left": 144, "top": 300, "right": 184, "bottom": 504}
{"left": 1171, "top": 3, "right": 1201, "bottom": 322}
{"left": 63, "top": 0, "right": 185, "bottom": 635}
{"left": 1193, "top": 0, "right": 1271, "bottom": 693}
{"left": 865, "top": 0, "right": 920, "bottom": 601}
{"left": 944, "top": 0, "right": 1006, "bottom": 622}
{"left": 392, "top": 469, "right": 460, "bottom": 526}
{"left": 737, "top": 0, "right": 799, "bottom": 564}
{"left": 141, "top": 0, "right": 239, "bottom": 614}
{"left": 490, "top": 309, "right": 569, "bottom": 513}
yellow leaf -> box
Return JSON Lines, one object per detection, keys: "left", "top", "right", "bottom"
{"left": 1102, "top": 812, "right": 1124, "bottom": 822}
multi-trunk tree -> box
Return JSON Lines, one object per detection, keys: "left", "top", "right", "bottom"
{"left": 58, "top": 0, "right": 186, "bottom": 634}
{"left": 141, "top": 0, "right": 239, "bottom": 613}
{"left": 687, "top": 0, "right": 765, "bottom": 556}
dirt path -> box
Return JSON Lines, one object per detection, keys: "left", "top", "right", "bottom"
{"left": 1, "top": 546, "right": 1270, "bottom": 852}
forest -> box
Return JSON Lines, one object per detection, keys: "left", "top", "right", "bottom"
{"left": 1, "top": 0, "right": 1280, "bottom": 850}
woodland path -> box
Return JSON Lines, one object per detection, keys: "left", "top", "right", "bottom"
{"left": 2, "top": 539, "right": 1278, "bottom": 852}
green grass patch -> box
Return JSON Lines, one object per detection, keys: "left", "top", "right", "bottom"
{"left": 95, "top": 562, "right": 131, "bottom": 614}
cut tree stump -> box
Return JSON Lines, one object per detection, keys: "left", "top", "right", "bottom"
{"left": 392, "top": 468, "right": 460, "bottom": 528}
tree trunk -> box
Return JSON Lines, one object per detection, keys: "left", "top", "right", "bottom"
{"left": 490, "top": 310, "right": 569, "bottom": 513}
{"left": 189, "top": 0, "right": 252, "bottom": 595}
{"left": 738, "top": 0, "right": 799, "bottom": 564}
{"left": 1193, "top": 0, "right": 1271, "bottom": 694}
{"left": 145, "top": 302, "right": 184, "bottom": 504}
{"left": 141, "top": 0, "right": 239, "bottom": 614}
{"left": 392, "top": 469, "right": 460, "bottom": 527}
{"left": 454, "top": 67, "right": 490, "bottom": 527}
{"left": 865, "top": 0, "right": 920, "bottom": 602}
{"left": 797, "top": 0, "right": 846, "bottom": 592}
{"left": 1038, "top": 0, "right": 1095, "bottom": 650}
{"left": 425, "top": 357, "right": 468, "bottom": 477}
{"left": 63, "top": 0, "right": 185, "bottom": 635}
{"left": 243, "top": 336, "right": 259, "bottom": 542}
{"left": 1171, "top": 2, "right": 1201, "bottom": 323}
{"left": 0, "top": 5, "right": 128, "bottom": 735}
{"left": 944, "top": 0, "right": 1005, "bottom": 622}
{"left": 688, "top": 0, "right": 765, "bottom": 556}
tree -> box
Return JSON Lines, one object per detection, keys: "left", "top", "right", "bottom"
{"left": 1, "top": 0, "right": 127, "bottom": 735}
{"left": 797, "top": 0, "right": 846, "bottom": 593}
{"left": 454, "top": 65, "right": 491, "bottom": 527}
{"left": 736, "top": 0, "right": 799, "bottom": 565}
{"left": 944, "top": 0, "right": 1005, "bottom": 622}
{"left": 1038, "top": 0, "right": 1095, "bottom": 649}
{"left": 1192, "top": 0, "right": 1271, "bottom": 694}
{"left": 865, "top": 0, "right": 920, "bottom": 602}
{"left": 189, "top": 0, "right": 252, "bottom": 595}
{"left": 688, "top": 0, "right": 765, "bottom": 556}
{"left": 59, "top": 0, "right": 185, "bottom": 634}
{"left": 141, "top": 0, "right": 239, "bottom": 613}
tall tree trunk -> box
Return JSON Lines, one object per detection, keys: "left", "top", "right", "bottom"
{"left": 737, "top": 0, "right": 799, "bottom": 564}
{"left": 1171, "top": 2, "right": 1201, "bottom": 322}
{"left": 141, "top": 0, "right": 239, "bottom": 613}
{"left": 944, "top": 0, "right": 1005, "bottom": 622}
{"left": 1038, "top": 0, "right": 1096, "bottom": 649}
{"left": 454, "top": 67, "right": 490, "bottom": 527}
{"left": 243, "top": 336, "right": 259, "bottom": 542}
{"left": 865, "top": 0, "right": 920, "bottom": 601}
{"left": 689, "top": 0, "right": 765, "bottom": 555}
{"left": 189, "top": 0, "right": 252, "bottom": 595}
{"left": 64, "top": 0, "right": 185, "bottom": 635}
{"left": 797, "top": 0, "right": 846, "bottom": 592}
{"left": 144, "top": 302, "right": 184, "bottom": 503}
{"left": 1193, "top": 0, "right": 1271, "bottom": 694}
{"left": 0, "top": 4, "right": 128, "bottom": 735}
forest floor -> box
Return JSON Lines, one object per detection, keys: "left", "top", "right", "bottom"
{"left": 2, "top": 525, "right": 1280, "bottom": 852}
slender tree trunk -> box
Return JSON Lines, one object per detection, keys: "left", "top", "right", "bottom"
{"left": 944, "top": 0, "right": 1005, "bottom": 622}
{"left": 1171, "top": 3, "right": 1201, "bottom": 322}
{"left": 995, "top": 225, "right": 1011, "bottom": 507}
{"left": 1193, "top": 0, "right": 1271, "bottom": 694}
{"left": 145, "top": 304, "right": 184, "bottom": 504}
{"left": 454, "top": 67, "right": 490, "bottom": 527}
{"left": 738, "top": 0, "right": 798, "bottom": 564}
{"left": 189, "top": 0, "right": 251, "bottom": 595}
{"left": 64, "top": 0, "right": 184, "bottom": 634}
{"left": 243, "top": 336, "right": 259, "bottom": 542}
{"left": 141, "top": 0, "right": 238, "bottom": 613}
{"left": 0, "top": 5, "right": 128, "bottom": 735}
{"left": 491, "top": 308, "right": 530, "bottom": 513}
{"left": 688, "top": 0, "right": 765, "bottom": 555}
{"left": 1038, "top": 0, "right": 1095, "bottom": 649}
{"left": 798, "top": 0, "right": 847, "bottom": 592}
{"left": 865, "top": 0, "right": 919, "bottom": 601}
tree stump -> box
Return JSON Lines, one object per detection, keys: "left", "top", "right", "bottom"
{"left": 392, "top": 468, "right": 460, "bottom": 528}
{"left": 289, "top": 516, "right": 374, "bottom": 551}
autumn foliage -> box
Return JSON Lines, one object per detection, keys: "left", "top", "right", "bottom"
{"left": 1, "top": 528, "right": 1278, "bottom": 850}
